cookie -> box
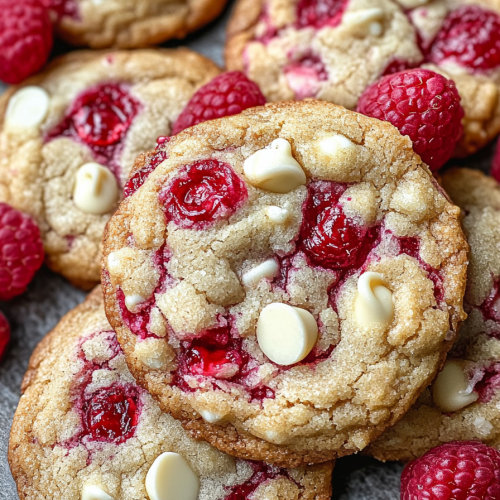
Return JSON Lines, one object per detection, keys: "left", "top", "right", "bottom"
{"left": 0, "top": 49, "right": 220, "bottom": 289}
{"left": 8, "top": 287, "right": 333, "bottom": 500}
{"left": 368, "top": 168, "right": 500, "bottom": 462}
{"left": 101, "top": 100, "right": 468, "bottom": 466}
{"left": 225, "top": 0, "right": 500, "bottom": 156}
{"left": 47, "top": 0, "right": 229, "bottom": 49}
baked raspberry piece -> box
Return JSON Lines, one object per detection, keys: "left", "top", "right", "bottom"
{"left": 401, "top": 441, "right": 500, "bottom": 500}
{"left": 357, "top": 69, "right": 464, "bottom": 171}
{"left": 492, "top": 140, "right": 500, "bottom": 184}
{"left": 429, "top": 6, "right": 500, "bottom": 72}
{"left": 300, "top": 181, "right": 377, "bottom": 270}
{"left": 0, "top": 203, "right": 44, "bottom": 301}
{"left": 0, "top": 0, "right": 53, "bottom": 84}
{"left": 295, "top": 0, "right": 348, "bottom": 29}
{"left": 160, "top": 159, "right": 248, "bottom": 229}
{"left": 46, "top": 83, "right": 141, "bottom": 174}
{"left": 284, "top": 53, "right": 328, "bottom": 100}
{"left": 0, "top": 312, "right": 10, "bottom": 359}
{"left": 172, "top": 72, "right": 266, "bottom": 135}
{"left": 83, "top": 385, "right": 139, "bottom": 443}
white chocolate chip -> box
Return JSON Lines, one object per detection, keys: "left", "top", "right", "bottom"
{"left": 200, "top": 410, "right": 225, "bottom": 423}
{"left": 319, "top": 134, "right": 356, "bottom": 156}
{"left": 396, "top": 0, "right": 429, "bottom": 8}
{"left": 354, "top": 272, "right": 394, "bottom": 326}
{"left": 342, "top": 8, "right": 385, "bottom": 35}
{"left": 242, "top": 259, "right": 279, "bottom": 288}
{"left": 243, "top": 139, "right": 306, "bottom": 193}
{"left": 107, "top": 252, "right": 121, "bottom": 274}
{"left": 146, "top": 453, "right": 199, "bottom": 500}
{"left": 432, "top": 360, "right": 479, "bottom": 413}
{"left": 257, "top": 303, "right": 318, "bottom": 366}
{"left": 134, "top": 338, "right": 173, "bottom": 370}
{"left": 266, "top": 206, "right": 289, "bottom": 224}
{"left": 73, "top": 163, "right": 119, "bottom": 215}
{"left": 5, "top": 86, "right": 50, "bottom": 130}
{"left": 125, "top": 294, "right": 145, "bottom": 313}
{"left": 82, "top": 485, "right": 114, "bottom": 500}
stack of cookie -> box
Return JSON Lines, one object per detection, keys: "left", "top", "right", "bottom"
{"left": 2, "top": 1, "right": 500, "bottom": 499}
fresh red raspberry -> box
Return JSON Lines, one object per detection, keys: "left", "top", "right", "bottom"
{"left": 429, "top": 6, "right": 500, "bottom": 72}
{"left": 0, "top": 312, "right": 10, "bottom": 359}
{"left": 0, "top": 203, "right": 44, "bottom": 301}
{"left": 357, "top": 69, "right": 464, "bottom": 171}
{"left": 0, "top": 0, "right": 53, "bottom": 84}
{"left": 172, "top": 72, "right": 266, "bottom": 135}
{"left": 295, "top": 0, "right": 348, "bottom": 29}
{"left": 492, "top": 140, "right": 500, "bottom": 184}
{"left": 401, "top": 441, "right": 500, "bottom": 500}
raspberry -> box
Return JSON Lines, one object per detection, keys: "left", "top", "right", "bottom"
{"left": 225, "top": 463, "right": 287, "bottom": 500}
{"left": 295, "top": 0, "right": 348, "bottom": 29}
{"left": 172, "top": 72, "right": 266, "bottom": 135}
{"left": 0, "top": 312, "right": 10, "bottom": 360}
{"left": 492, "top": 140, "right": 500, "bottom": 184}
{"left": 0, "top": 0, "right": 53, "bottom": 84}
{"left": 0, "top": 203, "right": 44, "bottom": 301}
{"left": 284, "top": 53, "right": 328, "bottom": 99}
{"left": 83, "top": 385, "right": 139, "bottom": 443}
{"left": 300, "top": 181, "right": 376, "bottom": 270}
{"left": 401, "top": 441, "right": 500, "bottom": 500}
{"left": 429, "top": 6, "right": 500, "bottom": 72}
{"left": 357, "top": 69, "right": 464, "bottom": 171}
{"left": 160, "top": 159, "right": 248, "bottom": 229}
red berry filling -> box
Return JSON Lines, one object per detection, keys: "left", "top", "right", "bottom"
{"left": 383, "top": 58, "right": 418, "bottom": 76}
{"left": 429, "top": 5, "right": 500, "bottom": 72}
{"left": 492, "top": 140, "right": 500, "bottom": 184}
{"left": 0, "top": 312, "right": 9, "bottom": 359}
{"left": 173, "top": 322, "right": 275, "bottom": 403}
{"left": 300, "top": 181, "right": 378, "bottom": 271}
{"left": 179, "top": 325, "right": 245, "bottom": 380}
{"left": 46, "top": 83, "right": 141, "bottom": 177}
{"left": 296, "top": 0, "right": 348, "bottom": 29}
{"left": 124, "top": 139, "right": 170, "bottom": 198}
{"left": 160, "top": 160, "right": 248, "bottom": 230}
{"left": 82, "top": 385, "right": 139, "bottom": 443}
{"left": 284, "top": 53, "right": 328, "bottom": 99}
{"left": 474, "top": 363, "right": 500, "bottom": 403}
{"left": 224, "top": 462, "right": 292, "bottom": 500}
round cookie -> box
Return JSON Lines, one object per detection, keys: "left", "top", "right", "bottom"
{"left": 101, "top": 100, "right": 468, "bottom": 466}
{"left": 225, "top": 0, "right": 500, "bottom": 156}
{"left": 0, "top": 49, "right": 220, "bottom": 289}
{"left": 368, "top": 168, "right": 500, "bottom": 461}
{"left": 46, "top": 0, "right": 229, "bottom": 49}
{"left": 8, "top": 287, "right": 333, "bottom": 500}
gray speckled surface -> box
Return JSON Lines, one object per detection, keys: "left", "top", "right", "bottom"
{"left": 0, "top": 2, "right": 496, "bottom": 499}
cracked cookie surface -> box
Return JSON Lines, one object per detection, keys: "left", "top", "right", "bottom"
{"left": 0, "top": 49, "right": 220, "bottom": 289}
{"left": 102, "top": 100, "right": 468, "bottom": 466}
{"left": 8, "top": 287, "right": 333, "bottom": 500}
{"left": 225, "top": 0, "right": 500, "bottom": 156}
{"left": 47, "top": 0, "right": 229, "bottom": 48}
{"left": 368, "top": 168, "right": 500, "bottom": 461}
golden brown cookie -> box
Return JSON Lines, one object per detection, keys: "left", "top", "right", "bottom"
{"left": 0, "top": 49, "right": 220, "bottom": 289}
{"left": 47, "top": 0, "right": 229, "bottom": 49}
{"left": 8, "top": 287, "right": 333, "bottom": 500}
{"left": 101, "top": 100, "right": 468, "bottom": 466}
{"left": 368, "top": 168, "right": 500, "bottom": 461}
{"left": 225, "top": 0, "right": 500, "bottom": 156}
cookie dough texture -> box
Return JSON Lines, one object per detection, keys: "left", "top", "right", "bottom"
{"left": 225, "top": 0, "right": 500, "bottom": 156}
{"left": 368, "top": 168, "right": 500, "bottom": 461}
{"left": 8, "top": 288, "right": 333, "bottom": 500}
{"left": 54, "top": 0, "right": 229, "bottom": 48}
{"left": 0, "top": 49, "right": 220, "bottom": 289}
{"left": 102, "top": 101, "right": 468, "bottom": 466}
